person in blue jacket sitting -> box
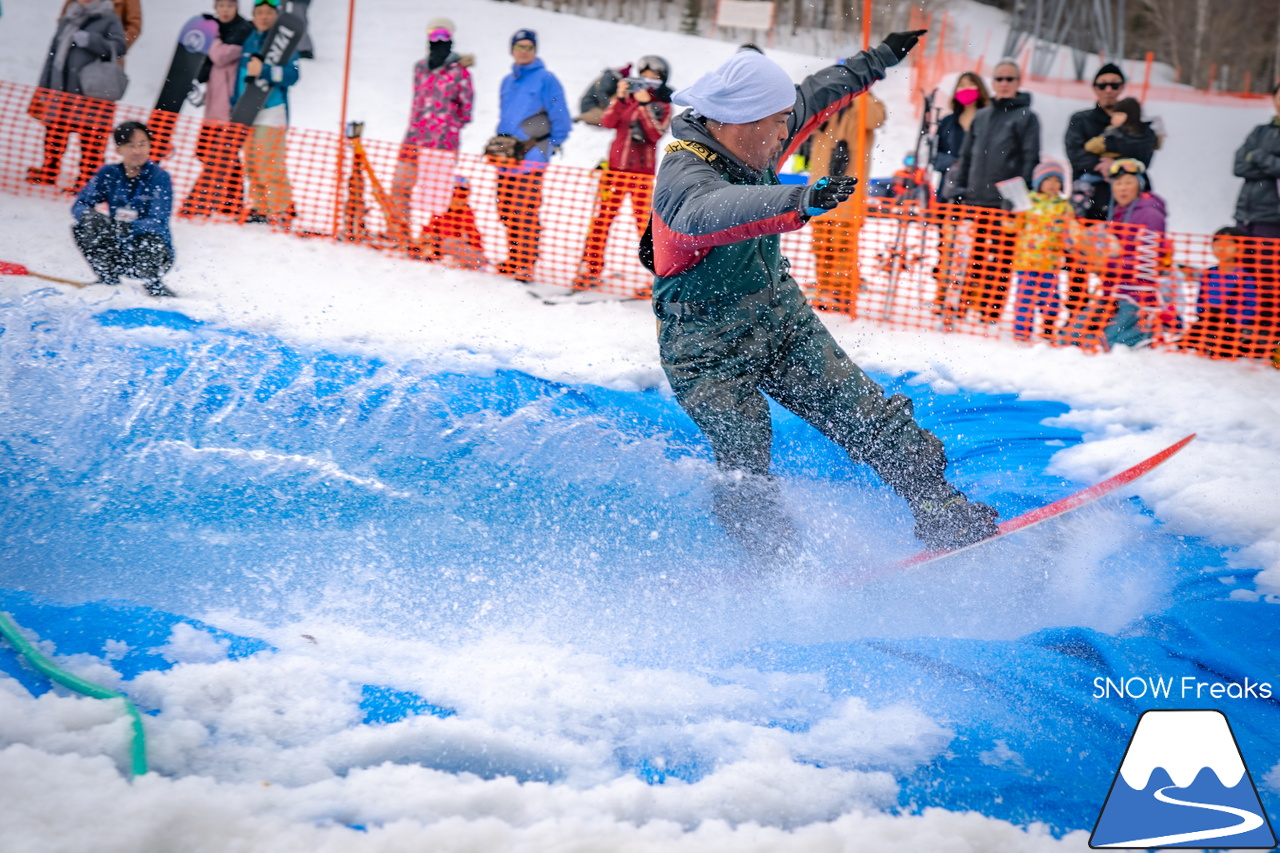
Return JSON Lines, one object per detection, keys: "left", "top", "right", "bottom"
{"left": 233, "top": 0, "right": 300, "bottom": 227}
{"left": 490, "top": 28, "right": 572, "bottom": 281}
{"left": 72, "top": 121, "right": 176, "bottom": 297}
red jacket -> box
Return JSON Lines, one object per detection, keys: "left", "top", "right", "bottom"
{"left": 599, "top": 96, "right": 671, "bottom": 175}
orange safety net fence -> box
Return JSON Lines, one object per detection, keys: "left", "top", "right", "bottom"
{"left": 3, "top": 78, "right": 1279, "bottom": 365}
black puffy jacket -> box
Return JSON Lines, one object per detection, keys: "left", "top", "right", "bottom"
{"left": 1233, "top": 118, "right": 1280, "bottom": 227}
{"left": 946, "top": 92, "right": 1040, "bottom": 209}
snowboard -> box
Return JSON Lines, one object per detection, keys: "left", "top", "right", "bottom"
{"left": 230, "top": 7, "right": 307, "bottom": 126}
{"left": 149, "top": 15, "right": 220, "bottom": 159}
{"left": 154, "top": 15, "right": 220, "bottom": 114}
{"left": 846, "top": 433, "right": 1196, "bottom": 586}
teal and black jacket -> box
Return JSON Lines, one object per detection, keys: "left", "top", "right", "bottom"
{"left": 650, "top": 43, "right": 897, "bottom": 305}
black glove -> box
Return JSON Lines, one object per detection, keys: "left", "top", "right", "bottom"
{"left": 882, "top": 29, "right": 927, "bottom": 61}
{"left": 804, "top": 175, "right": 858, "bottom": 217}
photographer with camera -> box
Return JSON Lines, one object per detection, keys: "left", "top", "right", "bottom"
{"left": 574, "top": 55, "right": 672, "bottom": 290}
{"left": 72, "top": 121, "right": 176, "bottom": 297}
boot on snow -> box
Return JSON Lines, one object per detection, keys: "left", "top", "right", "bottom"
{"left": 911, "top": 490, "right": 999, "bottom": 550}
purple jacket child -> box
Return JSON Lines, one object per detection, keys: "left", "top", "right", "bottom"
{"left": 1109, "top": 191, "right": 1169, "bottom": 303}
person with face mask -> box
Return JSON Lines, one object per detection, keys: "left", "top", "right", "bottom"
{"left": 387, "top": 17, "right": 474, "bottom": 247}
{"left": 648, "top": 33, "right": 1000, "bottom": 566}
{"left": 932, "top": 71, "right": 989, "bottom": 203}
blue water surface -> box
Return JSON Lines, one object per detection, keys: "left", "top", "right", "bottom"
{"left": 1, "top": 292, "right": 1276, "bottom": 836}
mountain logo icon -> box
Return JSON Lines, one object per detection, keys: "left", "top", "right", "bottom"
{"left": 1090, "top": 709, "right": 1277, "bottom": 848}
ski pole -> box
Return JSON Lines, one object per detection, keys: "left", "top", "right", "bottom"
{"left": 0, "top": 260, "right": 87, "bottom": 288}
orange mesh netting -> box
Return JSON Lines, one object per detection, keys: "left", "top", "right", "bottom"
{"left": 4, "top": 79, "right": 1278, "bottom": 364}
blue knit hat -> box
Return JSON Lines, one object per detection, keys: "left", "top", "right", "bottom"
{"left": 511, "top": 28, "right": 536, "bottom": 48}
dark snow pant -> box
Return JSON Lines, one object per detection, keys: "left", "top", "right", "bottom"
{"left": 495, "top": 165, "right": 545, "bottom": 276}
{"left": 658, "top": 279, "right": 952, "bottom": 562}
{"left": 73, "top": 212, "right": 173, "bottom": 285}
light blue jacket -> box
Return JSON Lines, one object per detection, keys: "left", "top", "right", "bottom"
{"left": 497, "top": 58, "right": 572, "bottom": 164}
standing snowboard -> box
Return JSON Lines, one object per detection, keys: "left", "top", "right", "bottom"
{"left": 149, "top": 15, "right": 220, "bottom": 159}
{"left": 230, "top": 7, "right": 307, "bottom": 126}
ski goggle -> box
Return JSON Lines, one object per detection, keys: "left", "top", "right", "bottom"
{"left": 254, "top": 0, "right": 279, "bottom": 8}
{"left": 428, "top": 28, "right": 452, "bottom": 42}
{"left": 1108, "top": 158, "right": 1146, "bottom": 177}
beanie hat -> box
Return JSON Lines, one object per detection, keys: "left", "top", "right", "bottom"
{"left": 672, "top": 50, "right": 796, "bottom": 124}
{"left": 427, "top": 16, "right": 455, "bottom": 34}
{"left": 1032, "top": 160, "right": 1066, "bottom": 192}
{"left": 1094, "top": 62, "right": 1125, "bottom": 83}
{"left": 511, "top": 28, "right": 536, "bottom": 47}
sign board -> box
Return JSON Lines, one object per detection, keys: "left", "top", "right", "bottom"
{"left": 715, "top": 0, "right": 776, "bottom": 31}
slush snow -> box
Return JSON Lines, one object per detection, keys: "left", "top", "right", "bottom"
{"left": 1, "top": 0, "right": 1278, "bottom": 851}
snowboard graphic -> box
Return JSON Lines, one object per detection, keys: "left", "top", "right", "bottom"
{"left": 155, "top": 15, "right": 220, "bottom": 114}
{"left": 230, "top": 8, "right": 307, "bottom": 126}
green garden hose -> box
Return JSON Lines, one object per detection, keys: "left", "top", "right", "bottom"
{"left": 0, "top": 610, "right": 147, "bottom": 777}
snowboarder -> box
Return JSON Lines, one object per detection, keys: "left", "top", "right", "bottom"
{"left": 71, "top": 121, "right": 176, "bottom": 297}
{"left": 649, "top": 36, "right": 999, "bottom": 564}
{"left": 179, "top": 0, "right": 255, "bottom": 218}
{"left": 233, "top": 0, "right": 300, "bottom": 227}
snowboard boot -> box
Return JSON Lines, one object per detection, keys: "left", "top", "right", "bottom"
{"left": 910, "top": 488, "right": 999, "bottom": 550}
{"left": 711, "top": 473, "right": 801, "bottom": 570}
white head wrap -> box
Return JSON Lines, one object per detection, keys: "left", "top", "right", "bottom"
{"left": 672, "top": 51, "right": 796, "bottom": 124}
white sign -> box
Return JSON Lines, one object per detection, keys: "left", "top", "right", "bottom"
{"left": 715, "top": 0, "right": 775, "bottom": 31}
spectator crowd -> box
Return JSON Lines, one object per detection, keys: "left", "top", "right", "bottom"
{"left": 20, "top": 1, "right": 1280, "bottom": 363}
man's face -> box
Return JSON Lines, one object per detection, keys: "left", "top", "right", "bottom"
{"left": 253, "top": 3, "right": 277, "bottom": 32}
{"left": 1094, "top": 73, "right": 1125, "bottom": 109}
{"left": 992, "top": 65, "right": 1019, "bottom": 100}
{"left": 733, "top": 108, "right": 793, "bottom": 172}
{"left": 511, "top": 40, "right": 536, "bottom": 66}
{"left": 118, "top": 129, "right": 150, "bottom": 171}
{"left": 214, "top": 0, "right": 238, "bottom": 23}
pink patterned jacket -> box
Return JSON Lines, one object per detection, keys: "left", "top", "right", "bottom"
{"left": 404, "top": 53, "right": 474, "bottom": 152}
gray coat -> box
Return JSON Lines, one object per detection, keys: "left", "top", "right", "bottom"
{"left": 946, "top": 91, "right": 1041, "bottom": 209}
{"left": 38, "top": 0, "right": 127, "bottom": 96}
{"left": 1233, "top": 118, "right": 1280, "bottom": 227}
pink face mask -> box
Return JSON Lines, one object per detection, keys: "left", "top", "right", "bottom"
{"left": 955, "top": 87, "right": 980, "bottom": 106}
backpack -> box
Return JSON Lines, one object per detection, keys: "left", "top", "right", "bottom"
{"left": 576, "top": 66, "right": 627, "bottom": 125}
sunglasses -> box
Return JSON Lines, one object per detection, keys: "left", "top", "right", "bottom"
{"left": 993, "top": 76, "right": 1018, "bottom": 83}
{"left": 512, "top": 43, "right": 536, "bottom": 52}
{"left": 1094, "top": 81, "right": 1123, "bottom": 90}
{"left": 428, "top": 28, "right": 451, "bottom": 42}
